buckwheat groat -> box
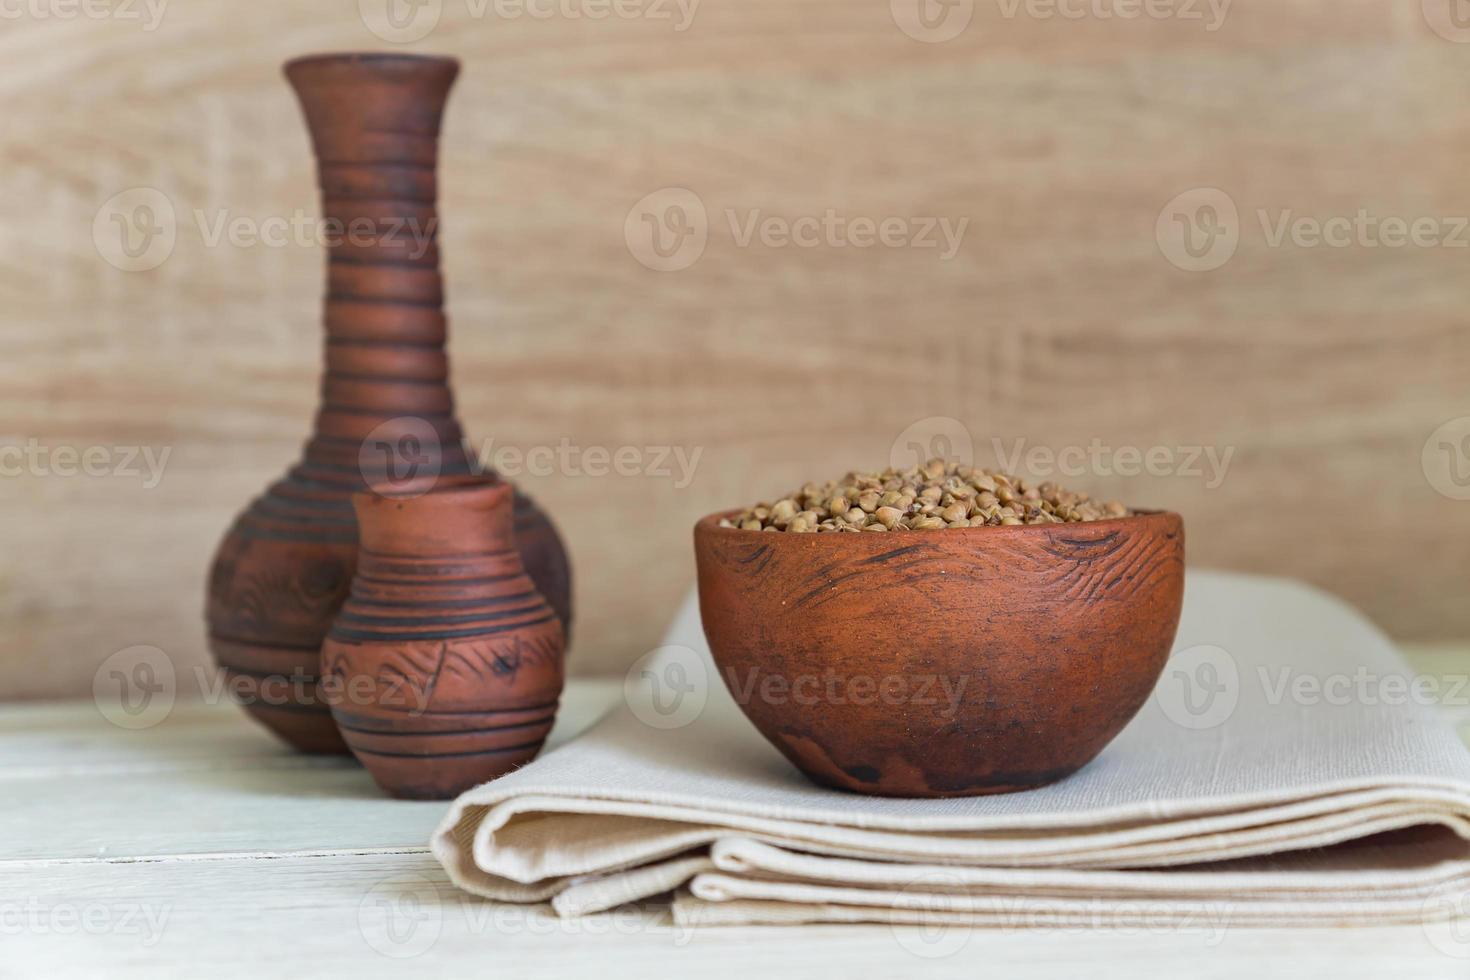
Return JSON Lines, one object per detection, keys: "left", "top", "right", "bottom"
{"left": 721, "top": 459, "right": 1130, "bottom": 533}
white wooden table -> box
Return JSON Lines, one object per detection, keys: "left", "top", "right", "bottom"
{"left": 7, "top": 654, "right": 1470, "bottom": 979}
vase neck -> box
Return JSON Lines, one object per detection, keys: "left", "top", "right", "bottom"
{"left": 283, "top": 54, "right": 473, "bottom": 488}
{"left": 353, "top": 481, "right": 514, "bottom": 556}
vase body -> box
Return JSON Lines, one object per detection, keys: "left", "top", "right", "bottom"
{"left": 321, "top": 481, "right": 565, "bottom": 799}
{"left": 206, "top": 53, "right": 571, "bottom": 754}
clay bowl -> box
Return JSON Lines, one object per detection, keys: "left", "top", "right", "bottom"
{"left": 693, "top": 510, "right": 1184, "bottom": 798}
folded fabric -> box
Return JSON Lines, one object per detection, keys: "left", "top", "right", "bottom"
{"left": 431, "top": 571, "right": 1470, "bottom": 927}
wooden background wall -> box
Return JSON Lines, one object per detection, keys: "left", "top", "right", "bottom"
{"left": 3, "top": 0, "right": 1468, "bottom": 700}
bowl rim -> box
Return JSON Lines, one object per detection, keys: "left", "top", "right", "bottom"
{"left": 695, "top": 507, "right": 1181, "bottom": 539}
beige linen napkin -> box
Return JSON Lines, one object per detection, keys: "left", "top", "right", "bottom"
{"left": 431, "top": 571, "right": 1470, "bottom": 926}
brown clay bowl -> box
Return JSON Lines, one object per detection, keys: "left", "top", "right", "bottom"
{"left": 693, "top": 510, "right": 1184, "bottom": 798}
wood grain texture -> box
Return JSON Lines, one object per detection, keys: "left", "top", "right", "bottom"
{"left": 3, "top": 1, "right": 1469, "bottom": 698}
{"left": 0, "top": 680, "right": 619, "bottom": 857}
{"left": 11, "top": 852, "right": 1465, "bottom": 980}
{"left": 4, "top": 678, "right": 1467, "bottom": 979}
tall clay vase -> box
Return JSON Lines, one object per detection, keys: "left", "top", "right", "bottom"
{"left": 321, "top": 482, "right": 565, "bottom": 799}
{"left": 206, "top": 53, "right": 571, "bottom": 754}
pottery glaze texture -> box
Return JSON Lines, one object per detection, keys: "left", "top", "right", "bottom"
{"left": 205, "top": 54, "right": 571, "bottom": 754}
{"left": 694, "top": 512, "right": 1185, "bottom": 797}
{"left": 322, "top": 482, "right": 565, "bottom": 800}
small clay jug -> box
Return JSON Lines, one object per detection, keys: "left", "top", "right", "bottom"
{"left": 206, "top": 52, "right": 571, "bottom": 754}
{"left": 321, "top": 480, "right": 566, "bottom": 799}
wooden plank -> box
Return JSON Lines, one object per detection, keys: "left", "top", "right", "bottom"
{"left": 0, "top": 682, "right": 620, "bottom": 862}
{"left": 5, "top": 851, "right": 1465, "bottom": 980}
{"left": 3, "top": 653, "right": 1463, "bottom": 863}
{"left": 4, "top": 767, "right": 448, "bottom": 863}
{"left": 0, "top": 680, "right": 620, "bottom": 779}
{"left": 0, "top": 700, "right": 353, "bottom": 780}
{"left": 4, "top": 667, "right": 1468, "bottom": 975}
{"left": 2, "top": 0, "right": 1470, "bottom": 703}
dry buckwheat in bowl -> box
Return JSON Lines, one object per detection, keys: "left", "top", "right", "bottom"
{"left": 719, "top": 458, "right": 1131, "bottom": 533}
{"left": 694, "top": 460, "right": 1182, "bottom": 796}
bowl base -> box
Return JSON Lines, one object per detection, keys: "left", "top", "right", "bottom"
{"left": 775, "top": 731, "right": 1094, "bottom": 798}
{"left": 798, "top": 764, "right": 1086, "bottom": 798}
